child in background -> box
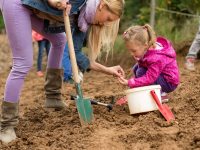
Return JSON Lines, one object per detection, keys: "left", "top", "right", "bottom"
{"left": 32, "top": 30, "right": 50, "bottom": 77}
{"left": 185, "top": 24, "right": 200, "bottom": 71}
{"left": 118, "top": 24, "right": 180, "bottom": 102}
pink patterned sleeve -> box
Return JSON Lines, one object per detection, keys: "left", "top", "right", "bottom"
{"left": 128, "top": 77, "right": 135, "bottom": 88}
{"left": 127, "top": 61, "right": 165, "bottom": 88}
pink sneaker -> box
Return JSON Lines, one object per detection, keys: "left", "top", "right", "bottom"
{"left": 116, "top": 97, "right": 127, "bottom": 106}
{"left": 37, "top": 71, "right": 44, "bottom": 77}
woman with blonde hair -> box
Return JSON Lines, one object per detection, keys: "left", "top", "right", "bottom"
{"left": 62, "top": 0, "right": 125, "bottom": 82}
{"left": 0, "top": 0, "right": 124, "bottom": 143}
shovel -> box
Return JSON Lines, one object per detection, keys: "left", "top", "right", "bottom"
{"left": 150, "top": 90, "right": 175, "bottom": 122}
{"left": 63, "top": 10, "right": 93, "bottom": 125}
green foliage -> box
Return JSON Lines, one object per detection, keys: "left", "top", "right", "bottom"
{"left": 166, "top": 0, "right": 200, "bottom": 14}
{"left": 113, "top": 36, "right": 124, "bottom": 53}
{"left": 136, "top": 7, "right": 150, "bottom": 25}
{"left": 0, "top": 15, "right": 4, "bottom": 30}
{"left": 165, "top": 0, "right": 199, "bottom": 30}
{"left": 155, "top": 0, "right": 200, "bottom": 42}
{"left": 155, "top": 16, "right": 199, "bottom": 43}
{"left": 120, "top": 0, "right": 149, "bottom": 32}
{"left": 120, "top": 0, "right": 200, "bottom": 44}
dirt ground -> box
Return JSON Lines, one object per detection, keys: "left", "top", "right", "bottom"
{"left": 0, "top": 34, "right": 200, "bottom": 150}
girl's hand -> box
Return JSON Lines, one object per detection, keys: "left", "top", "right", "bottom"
{"left": 118, "top": 77, "right": 128, "bottom": 85}
{"left": 108, "top": 65, "right": 125, "bottom": 77}
{"left": 48, "top": 0, "right": 71, "bottom": 12}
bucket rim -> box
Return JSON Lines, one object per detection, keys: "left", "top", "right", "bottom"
{"left": 125, "top": 85, "right": 161, "bottom": 94}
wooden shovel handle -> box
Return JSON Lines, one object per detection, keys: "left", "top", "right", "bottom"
{"left": 63, "top": 10, "right": 80, "bottom": 83}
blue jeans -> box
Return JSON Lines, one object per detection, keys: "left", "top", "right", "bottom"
{"left": 37, "top": 39, "right": 50, "bottom": 71}
{"left": 62, "top": 44, "right": 72, "bottom": 81}
{"left": 133, "top": 65, "right": 177, "bottom": 93}
{"left": 62, "top": 25, "right": 89, "bottom": 82}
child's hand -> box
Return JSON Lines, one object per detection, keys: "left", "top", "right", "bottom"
{"left": 118, "top": 76, "right": 128, "bottom": 85}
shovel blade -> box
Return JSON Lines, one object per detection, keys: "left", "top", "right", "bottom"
{"left": 150, "top": 90, "right": 175, "bottom": 122}
{"left": 161, "top": 104, "right": 175, "bottom": 122}
{"left": 76, "top": 97, "right": 93, "bottom": 125}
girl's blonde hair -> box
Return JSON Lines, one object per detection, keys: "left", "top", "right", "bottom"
{"left": 123, "top": 24, "right": 156, "bottom": 47}
{"left": 88, "top": 0, "right": 125, "bottom": 61}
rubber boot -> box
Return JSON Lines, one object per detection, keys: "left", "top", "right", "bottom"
{"left": 0, "top": 101, "right": 19, "bottom": 143}
{"left": 44, "top": 68, "right": 67, "bottom": 109}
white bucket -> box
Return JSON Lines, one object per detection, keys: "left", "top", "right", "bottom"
{"left": 125, "top": 85, "right": 161, "bottom": 114}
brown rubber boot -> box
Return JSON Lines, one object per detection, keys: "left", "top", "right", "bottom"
{"left": 44, "top": 68, "right": 67, "bottom": 109}
{"left": 0, "top": 101, "right": 19, "bottom": 143}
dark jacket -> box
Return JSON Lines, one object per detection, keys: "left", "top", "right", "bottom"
{"left": 21, "top": 0, "right": 86, "bottom": 33}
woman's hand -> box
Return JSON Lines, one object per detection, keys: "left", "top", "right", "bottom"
{"left": 89, "top": 62, "right": 125, "bottom": 77}
{"left": 118, "top": 76, "right": 128, "bottom": 85}
{"left": 107, "top": 65, "right": 125, "bottom": 77}
{"left": 48, "top": 0, "right": 71, "bottom": 12}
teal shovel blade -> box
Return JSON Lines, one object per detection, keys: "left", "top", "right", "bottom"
{"left": 75, "top": 83, "right": 93, "bottom": 125}
{"left": 76, "top": 97, "right": 93, "bottom": 124}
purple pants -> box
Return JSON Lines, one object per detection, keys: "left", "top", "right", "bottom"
{"left": 0, "top": 0, "right": 66, "bottom": 102}
{"left": 133, "top": 65, "right": 177, "bottom": 93}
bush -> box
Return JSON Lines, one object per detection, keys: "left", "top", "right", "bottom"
{"left": 0, "top": 14, "right": 4, "bottom": 31}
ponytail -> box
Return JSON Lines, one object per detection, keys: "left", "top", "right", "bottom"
{"left": 143, "top": 24, "right": 156, "bottom": 47}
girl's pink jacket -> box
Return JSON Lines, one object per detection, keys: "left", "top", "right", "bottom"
{"left": 32, "top": 30, "right": 44, "bottom": 41}
{"left": 128, "top": 37, "right": 180, "bottom": 88}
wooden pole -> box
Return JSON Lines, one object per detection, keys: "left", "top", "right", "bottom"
{"left": 63, "top": 11, "right": 80, "bottom": 83}
{"left": 150, "top": 0, "right": 156, "bottom": 28}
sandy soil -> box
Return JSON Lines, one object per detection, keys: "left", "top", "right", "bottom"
{"left": 0, "top": 34, "right": 200, "bottom": 150}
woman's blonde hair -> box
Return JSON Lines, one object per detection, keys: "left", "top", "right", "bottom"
{"left": 123, "top": 24, "right": 156, "bottom": 47}
{"left": 88, "top": 0, "right": 125, "bottom": 61}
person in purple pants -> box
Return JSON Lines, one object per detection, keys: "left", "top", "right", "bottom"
{"left": 0, "top": 0, "right": 125, "bottom": 143}
{"left": 118, "top": 24, "right": 180, "bottom": 103}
